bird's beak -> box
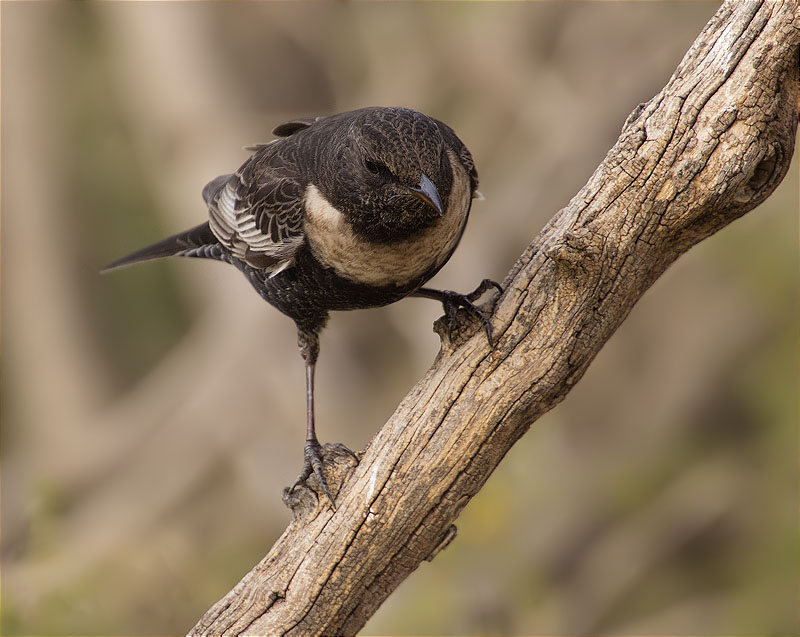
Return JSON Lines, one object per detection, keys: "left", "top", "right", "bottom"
{"left": 408, "top": 172, "right": 444, "bottom": 216}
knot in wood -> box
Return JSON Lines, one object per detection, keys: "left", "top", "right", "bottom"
{"left": 731, "top": 141, "right": 783, "bottom": 205}
{"left": 543, "top": 227, "right": 601, "bottom": 275}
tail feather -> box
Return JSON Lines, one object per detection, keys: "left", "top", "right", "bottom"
{"left": 102, "top": 222, "right": 220, "bottom": 272}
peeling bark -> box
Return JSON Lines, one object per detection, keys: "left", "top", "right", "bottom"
{"left": 190, "top": 2, "right": 798, "bottom": 635}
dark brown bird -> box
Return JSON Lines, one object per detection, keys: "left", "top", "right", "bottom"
{"left": 105, "top": 106, "right": 500, "bottom": 504}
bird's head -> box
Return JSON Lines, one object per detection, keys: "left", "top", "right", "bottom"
{"left": 317, "top": 107, "right": 455, "bottom": 244}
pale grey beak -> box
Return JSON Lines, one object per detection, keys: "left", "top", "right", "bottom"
{"left": 409, "top": 172, "right": 444, "bottom": 216}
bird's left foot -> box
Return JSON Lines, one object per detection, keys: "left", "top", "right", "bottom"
{"left": 284, "top": 441, "right": 359, "bottom": 512}
{"left": 436, "top": 279, "right": 503, "bottom": 347}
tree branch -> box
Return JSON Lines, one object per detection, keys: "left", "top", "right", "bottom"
{"left": 190, "top": 2, "right": 798, "bottom": 635}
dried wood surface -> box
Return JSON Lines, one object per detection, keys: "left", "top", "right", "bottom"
{"left": 190, "top": 2, "right": 798, "bottom": 634}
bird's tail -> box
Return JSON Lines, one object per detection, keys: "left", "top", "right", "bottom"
{"left": 101, "top": 222, "right": 221, "bottom": 272}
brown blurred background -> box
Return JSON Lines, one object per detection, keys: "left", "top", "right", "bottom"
{"left": 2, "top": 2, "right": 797, "bottom": 635}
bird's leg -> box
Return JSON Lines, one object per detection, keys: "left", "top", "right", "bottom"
{"left": 413, "top": 278, "right": 503, "bottom": 347}
{"left": 290, "top": 329, "right": 359, "bottom": 509}
{"left": 293, "top": 329, "right": 337, "bottom": 507}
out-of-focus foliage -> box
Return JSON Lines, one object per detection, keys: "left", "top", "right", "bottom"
{"left": 2, "top": 2, "right": 797, "bottom": 635}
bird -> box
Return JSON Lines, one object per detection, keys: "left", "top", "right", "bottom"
{"left": 104, "top": 106, "right": 501, "bottom": 506}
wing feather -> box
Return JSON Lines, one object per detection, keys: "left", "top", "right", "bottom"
{"left": 206, "top": 148, "right": 306, "bottom": 273}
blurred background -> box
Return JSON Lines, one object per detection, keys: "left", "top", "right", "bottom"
{"left": 2, "top": 2, "right": 797, "bottom": 635}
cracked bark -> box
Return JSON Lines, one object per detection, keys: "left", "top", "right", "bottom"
{"left": 190, "top": 1, "right": 798, "bottom": 635}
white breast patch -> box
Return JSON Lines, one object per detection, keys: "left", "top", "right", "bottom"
{"left": 303, "top": 150, "right": 471, "bottom": 288}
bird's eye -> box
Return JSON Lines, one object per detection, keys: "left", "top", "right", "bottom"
{"left": 364, "top": 157, "right": 384, "bottom": 175}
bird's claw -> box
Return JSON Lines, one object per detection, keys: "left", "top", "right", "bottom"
{"left": 465, "top": 278, "right": 503, "bottom": 303}
{"left": 289, "top": 440, "right": 358, "bottom": 510}
{"left": 440, "top": 279, "right": 503, "bottom": 348}
{"left": 299, "top": 439, "right": 334, "bottom": 506}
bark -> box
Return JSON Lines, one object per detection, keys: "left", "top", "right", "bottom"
{"left": 190, "top": 2, "right": 798, "bottom": 635}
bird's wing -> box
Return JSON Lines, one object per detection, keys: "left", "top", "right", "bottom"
{"left": 244, "top": 116, "right": 328, "bottom": 152}
{"left": 206, "top": 155, "right": 306, "bottom": 273}
{"left": 271, "top": 116, "right": 326, "bottom": 138}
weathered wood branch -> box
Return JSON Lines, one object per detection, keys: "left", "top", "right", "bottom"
{"left": 191, "top": 2, "right": 798, "bottom": 635}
